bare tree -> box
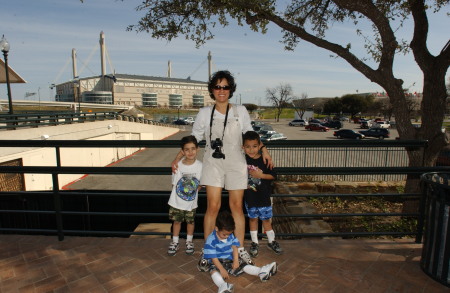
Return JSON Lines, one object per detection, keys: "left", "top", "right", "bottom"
{"left": 292, "top": 92, "right": 312, "bottom": 119}
{"left": 266, "top": 83, "right": 293, "bottom": 122}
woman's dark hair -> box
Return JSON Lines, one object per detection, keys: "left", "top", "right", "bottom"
{"left": 180, "top": 135, "right": 198, "bottom": 149}
{"left": 208, "top": 70, "right": 237, "bottom": 100}
{"left": 216, "top": 210, "right": 235, "bottom": 231}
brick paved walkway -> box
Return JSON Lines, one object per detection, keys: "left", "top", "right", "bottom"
{"left": 0, "top": 235, "right": 448, "bottom": 292}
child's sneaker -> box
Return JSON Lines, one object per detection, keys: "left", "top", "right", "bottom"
{"left": 249, "top": 242, "right": 259, "bottom": 257}
{"left": 185, "top": 241, "right": 194, "bottom": 255}
{"left": 197, "top": 248, "right": 210, "bottom": 272}
{"left": 238, "top": 248, "right": 254, "bottom": 265}
{"left": 218, "top": 282, "right": 234, "bottom": 293}
{"left": 167, "top": 242, "right": 179, "bottom": 256}
{"left": 258, "top": 262, "right": 277, "bottom": 282}
{"left": 267, "top": 241, "right": 283, "bottom": 255}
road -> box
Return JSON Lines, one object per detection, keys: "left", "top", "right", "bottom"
{"left": 66, "top": 130, "right": 195, "bottom": 191}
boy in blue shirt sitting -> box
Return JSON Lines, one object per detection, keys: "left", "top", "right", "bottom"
{"left": 203, "top": 210, "right": 277, "bottom": 293}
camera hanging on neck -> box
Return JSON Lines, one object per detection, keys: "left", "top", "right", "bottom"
{"left": 209, "top": 104, "right": 230, "bottom": 159}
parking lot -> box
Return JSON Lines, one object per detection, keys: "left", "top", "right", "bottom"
{"left": 259, "top": 118, "right": 398, "bottom": 140}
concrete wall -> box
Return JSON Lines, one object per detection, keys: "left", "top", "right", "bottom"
{"left": 0, "top": 120, "right": 179, "bottom": 190}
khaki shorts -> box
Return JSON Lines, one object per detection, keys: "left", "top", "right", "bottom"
{"left": 169, "top": 206, "right": 196, "bottom": 224}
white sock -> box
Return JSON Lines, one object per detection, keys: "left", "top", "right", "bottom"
{"left": 250, "top": 230, "right": 258, "bottom": 243}
{"left": 172, "top": 236, "right": 179, "bottom": 243}
{"left": 266, "top": 230, "right": 275, "bottom": 243}
{"left": 186, "top": 235, "right": 193, "bottom": 242}
{"left": 211, "top": 271, "right": 225, "bottom": 287}
{"left": 243, "top": 265, "right": 261, "bottom": 276}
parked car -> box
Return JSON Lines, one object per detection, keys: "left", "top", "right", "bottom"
{"left": 252, "top": 125, "right": 264, "bottom": 132}
{"left": 305, "top": 123, "right": 330, "bottom": 132}
{"left": 251, "top": 121, "right": 265, "bottom": 127}
{"left": 372, "top": 121, "right": 390, "bottom": 129}
{"left": 261, "top": 133, "right": 287, "bottom": 142}
{"left": 309, "top": 119, "right": 322, "bottom": 124}
{"left": 257, "top": 125, "right": 273, "bottom": 134}
{"left": 360, "top": 120, "right": 373, "bottom": 129}
{"left": 173, "top": 119, "right": 189, "bottom": 125}
{"left": 359, "top": 128, "right": 390, "bottom": 139}
{"left": 321, "top": 120, "right": 343, "bottom": 129}
{"left": 259, "top": 130, "right": 277, "bottom": 137}
{"left": 289, "top": 119, "right": 308, "bottom": 126}
{"left": 334, "top": 129, "right": 365, "bottom": 139}
{"left": 183, "top": 117, "right": 195, "bottom": 125}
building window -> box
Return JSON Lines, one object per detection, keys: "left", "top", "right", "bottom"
{"left": 142, "top": 93, "right": 158, "bottom": 107}
{"left": 193, "top": 95, "right": 204, "bottom": 107}
{"left": 169, "top": 94, "right": 182, "bottom": 107}
{"left": 82, "top": 91, "right": 113, "bottom": 104}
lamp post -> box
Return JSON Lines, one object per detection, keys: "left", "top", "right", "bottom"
{"left": 177, "top": 105, "right": 181, "bottom": 120}
{"left": 0, "top": 35, "right": 13, "bottom": 115}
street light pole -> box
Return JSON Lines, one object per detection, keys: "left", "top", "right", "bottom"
{"left": 0, "top": 35, "right": 13, "bottom": 115}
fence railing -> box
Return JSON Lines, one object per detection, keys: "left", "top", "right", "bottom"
{"left": 0, "top": 139, "right": 447, "bottom": 242}
{"left": 0, "top": 111, "right": 175, "bottom": 130}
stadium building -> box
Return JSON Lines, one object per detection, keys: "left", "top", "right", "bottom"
{"left": 55, "top": 32, "right": 212, "bottom": 108}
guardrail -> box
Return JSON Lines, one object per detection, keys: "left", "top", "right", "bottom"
{"left": 0, "top": 111, "right": 176, "bottom": 130}
{"left": 0, "top": 139, "right": 447, "bottom": 242}
{"left": 0, "top": 111, "right": 118, "bottom": 129}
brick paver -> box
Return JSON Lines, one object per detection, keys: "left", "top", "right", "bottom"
{"left": 0, "top": 235, "right": 448, "bottom": 292}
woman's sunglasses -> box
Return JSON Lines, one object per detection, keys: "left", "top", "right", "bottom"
{"left": 213, "top": 85, "right": 231, "bottom": 91}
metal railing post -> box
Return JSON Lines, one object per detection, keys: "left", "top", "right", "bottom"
{"left": 53, "top": 146, "right": 64, "bottom": 241}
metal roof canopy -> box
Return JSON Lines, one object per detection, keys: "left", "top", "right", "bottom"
{"left": 0, "top": 58, "right": 26, "bottom": 83}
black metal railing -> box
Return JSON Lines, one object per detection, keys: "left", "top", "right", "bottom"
{"left": 0, "top": 111, "right": 175, "bottom": 130}
{"left": 0, "top": 139, "right": 447, "bottom": 241}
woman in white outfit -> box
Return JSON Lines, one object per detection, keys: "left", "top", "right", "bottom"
{"left": 172, "top": 71, "right": 273, "bottom": 266}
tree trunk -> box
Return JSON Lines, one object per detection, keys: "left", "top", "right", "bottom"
{"left": 392, "top": 68, "right": 448, "bottom": 213}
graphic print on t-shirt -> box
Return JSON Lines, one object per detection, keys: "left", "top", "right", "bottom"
{"left": 247, "top": 165, "right": 261, "bottom": 191}
{"left": 176, "top": 173, "right": 200, "bottom": 201}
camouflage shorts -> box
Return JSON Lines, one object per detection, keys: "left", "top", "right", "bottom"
{"left": 169, "top": 207, "right": 196, "bottom": 224}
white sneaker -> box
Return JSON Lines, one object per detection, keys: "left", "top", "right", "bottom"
{"left": 167, "top": 242, "right": 179, "bottom": 256}
{"left": 238, "top": 248, "right": 254, "bottom": 265}
{"left": 218, "top": 282, "right": 234, "bottom": 293}
{"left": 259, "top": 262, "right": 277, "bottom": 282}
{"left": 197, "top": 248, "right": 210, "bottom": 272}
{"left": 185, "top": 241, "right": 194, "bottom": 255}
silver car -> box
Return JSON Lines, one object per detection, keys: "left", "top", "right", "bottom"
{"left": 289, "top": 119, "right": 308, "bottom": 126}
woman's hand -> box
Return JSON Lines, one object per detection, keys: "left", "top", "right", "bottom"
{"left": 171, "top": 158, "right": 180, "bottom": 173}
{"left": 171, "top": 150, "right": 183, "bottom": 173}
{"left": 261, "top": 147, "right": 274, "bottom": 169}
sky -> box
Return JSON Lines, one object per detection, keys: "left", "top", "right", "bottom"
{"left": 0, "top": 0, "right": 449, "bottom": 106}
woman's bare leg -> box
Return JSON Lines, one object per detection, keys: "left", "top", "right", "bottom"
{"left": 204, "top": 185, "right": 222, "bottom": 240}
{"left": 228, "top": 189, "right": 245, "bottom": 246}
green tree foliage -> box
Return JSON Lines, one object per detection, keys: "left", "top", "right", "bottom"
{"left": 341, "top": 94, "right": 371, "bottom": 117}
{"left": 243, "top": 103, "right": 258, "bottom": 112}
{"left": 323, "top": 97, "right": 343, "bottom": 115}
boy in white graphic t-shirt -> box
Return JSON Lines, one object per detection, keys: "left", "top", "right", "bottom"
{"left": 167, "top": 135, "right": 202, "bottom": 256}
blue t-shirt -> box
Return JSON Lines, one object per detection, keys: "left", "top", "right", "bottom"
{"left": 204, "top": 230, "right": 240, "bottom": 261}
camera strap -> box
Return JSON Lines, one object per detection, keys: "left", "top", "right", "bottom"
{"left": 209, "top": 104, "right": 230, "bottom": 148}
